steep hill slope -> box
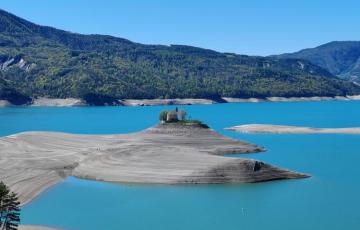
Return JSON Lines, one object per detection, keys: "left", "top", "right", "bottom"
{"left": 0, "top": 78, "right": 31, "bottom": 105}
{"left": 1, "top": 9, "right": 360, "bottom": 105}
{"left": 277, "top": 41, "right": 360, "bottom": 83}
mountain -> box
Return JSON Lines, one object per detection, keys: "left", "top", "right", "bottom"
{"left": 277, "top": 41, "right": 360, "bottom": 83}
{"left": 1, "top": 9, "right": 360, "bottom": 105}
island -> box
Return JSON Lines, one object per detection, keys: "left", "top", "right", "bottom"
{"left": 0, "top": 109, "right": 308, "bottom": 206}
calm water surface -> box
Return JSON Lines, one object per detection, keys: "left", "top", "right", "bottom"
{"left": 1, "top": 101, "right": 360, "bottom": 230}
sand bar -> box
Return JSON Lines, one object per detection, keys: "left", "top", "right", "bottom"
{"left": 225, "top": 124, "right": 360, "bottom": 134}
{"left": 19, "top": 225, "right": 60, "bottom": 230}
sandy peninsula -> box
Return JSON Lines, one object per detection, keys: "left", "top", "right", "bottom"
{"left": 0, "top": 123, "right": 307, "bottom": 205}
{"left": 225, "top": 124, "right": 360, "bottom": 134}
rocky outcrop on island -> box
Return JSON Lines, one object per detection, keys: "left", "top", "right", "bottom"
{"left": 0, "top": 123, "right": 308, "bottom": 205}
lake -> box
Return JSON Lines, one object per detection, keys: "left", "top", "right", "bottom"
{"left": 1, "top": 101, "right": 360, "bottom": 230}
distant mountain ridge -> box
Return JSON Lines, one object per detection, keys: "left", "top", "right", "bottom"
{"left": 277, "top": 41, "right": 360, "bottom": 83}
{"left": 1, "top": 9, "right": 360, "bottom": 105}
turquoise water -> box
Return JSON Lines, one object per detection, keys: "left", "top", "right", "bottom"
{"left": 1, "top": 101, "right": 360, "bottom": 230}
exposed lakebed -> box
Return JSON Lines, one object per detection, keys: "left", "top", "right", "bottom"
{"left": 1, "top": 101, "right": 360, "bottom": 230}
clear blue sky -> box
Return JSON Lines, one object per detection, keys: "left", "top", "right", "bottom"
{"left": 1, "top": 0, "right": 359, "bottom": 56}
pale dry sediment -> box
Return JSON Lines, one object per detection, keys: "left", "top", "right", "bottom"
{"left": 225, "top": 124, "right": 360, "bottom": 134}
{"left": 18, "top": 225, "right": 60, "bottom": 230}
{"left": 31, "top": 98, "right": 85, "bottom": 107}
{"left": 120, "top": 98, "right": 216, "bottom": 106}
{"left": 222, "top": 95, "right": 360, "bottom": 103}
{"left": 1, "top": 95, "right": 360, "bottom": 107}
{"left": 0, "top": 99, "right": 11, "bottom": 107}
{"left": 0, "top": 123, "right": 308, "bottom": 205}
{"left": 222, "top": 97, "right": 265, "bottom": 103}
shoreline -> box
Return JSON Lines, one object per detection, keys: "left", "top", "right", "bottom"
{"left": 225, "top": 124, "right": 360, "bottom": 134}
{"left": 0, "top": 123, "right": 308, "bottom": 206}
{"left": 1, "top": 95, "right": 360, "bottom": 107}
{"left": 222, "top": 95, "right": 360, "bottom": 103}
{"left": 19, "top": 225, "right": 60, "bottom": 230}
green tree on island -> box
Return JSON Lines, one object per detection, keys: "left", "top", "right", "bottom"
{"left": 0, "top": 182, "right": 20, "bottom": 230}
{"left": 159, "top": 111, "right": 168, "bottom": 122}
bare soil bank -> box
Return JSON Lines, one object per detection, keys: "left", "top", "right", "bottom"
{"left": 1, "top": 95, "right": 360, "bottom": 107}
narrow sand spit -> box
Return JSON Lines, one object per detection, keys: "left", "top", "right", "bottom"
{"left": 225, "top": 124, "right": 360, "bottom": 134}
{"left": 19, "top": 226, "right": 59, "bottom": 230}
{"left": 0, "top": 123, "right": 308, "bottom": 205}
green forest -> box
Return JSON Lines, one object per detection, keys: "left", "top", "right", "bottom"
{"left": 1, "top": 9, "right": 360, "bottom": 105}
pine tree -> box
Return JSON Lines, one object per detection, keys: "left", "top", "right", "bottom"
{"left": 0, "top": 182, "right": 20, "bottom": 230}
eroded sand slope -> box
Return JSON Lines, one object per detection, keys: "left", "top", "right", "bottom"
{"left": 0, "top": 123, "right": 308, "bottom": 205}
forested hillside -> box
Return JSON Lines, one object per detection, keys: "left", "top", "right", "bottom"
{"left": 277, "top": 41, "right": 360, "bottom": 83}
{"left": 1, "top": 9, "right": 360, "bottom": 105}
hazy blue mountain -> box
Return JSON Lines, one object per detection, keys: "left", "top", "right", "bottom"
{"left": 277, "top": 41, "right": 360, "bottom": 83}
{"left": 1, "top": 9, "right": 360, "bottom": 105}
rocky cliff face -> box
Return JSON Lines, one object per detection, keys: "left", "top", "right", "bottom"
{"left": 0, "top": 55, "right": 35, "bottom": 71}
